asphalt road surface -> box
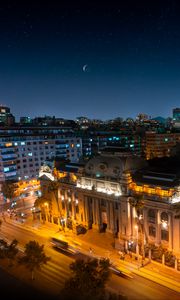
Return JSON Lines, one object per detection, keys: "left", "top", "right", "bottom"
{"left": 0, "top": 221, "right": 179, "bottom": 300}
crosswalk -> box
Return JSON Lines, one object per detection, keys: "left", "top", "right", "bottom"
{"left": 38, "top": 259, "right": 72, "bottom": 287}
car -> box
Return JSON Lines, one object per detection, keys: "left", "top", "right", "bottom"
{"left": 76, "top": 224, "right": 87, "bottom": 235}
{"left": 109, "top": 264, "right": 133, "bottom": 279}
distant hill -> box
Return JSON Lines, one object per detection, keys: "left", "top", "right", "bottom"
{"left": 151, "top": 116, "right": 167, "bottom": 123}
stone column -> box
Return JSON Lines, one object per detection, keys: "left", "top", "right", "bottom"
{"left": 143, "top": 208, "right": 148, "bottom": 245}
{"left": 107, "top": 201, "right": 111, "bottom": 230}
{"left": 157, "top": 210, "right": 161, "bottom": 244}
{"left": 96, "top": 198, "right": 101, "bottom": 230}
{"left": 126, "top": 200, "right": 132, "bottom": 239}
{"left": 168, "top": 213, "right": 173, "bottom": 250}
{"left": 71, "top": 192, "right": 76, "bottom": 221}
{"left": 64, "top": 190, "right": 68, "bottom": 222}
{"left": 132, "top": 206, "right": 137, "bottom": 239}
{"left": 109, "top": 201, "right": 115, "bottom": 233}
{"left": 83, "top": 196, "right": 90, "bottom": 228}
{"left": 92, "top": 197, "right": 97, "bottom": 225}
{"left": 118, "top": 202, "right": 121, "bottom": 239}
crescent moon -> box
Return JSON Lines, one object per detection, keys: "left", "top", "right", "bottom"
{"left": 83, "top": 64, "right": 88, "bottom": 72}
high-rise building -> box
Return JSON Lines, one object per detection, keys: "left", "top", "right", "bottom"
{"left": 20, "top": 117, "right": 32, "bottom": 125}
{"left": 0, "top": 126, "right": 82, "bottom": 183}
{"left": 173, "top": 108, "right": 180, "bottom": 121}
{"left": 0, "top": 105, "right": 15, "bottom": 126}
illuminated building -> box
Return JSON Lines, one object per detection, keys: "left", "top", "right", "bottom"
{"left": 173, "top": 108, "right": 180, "bottom": 129}
{"left": 39, "top": 153, "right": 180, "bottom": 258}
{"left": 145, "top": 131, "right": 180, "bottom": 159}
{"left": 0, "top": 126, "right": 82, "bottom": 183}
{"left": 0, "top": 105, "right": 15, "bottom": 126}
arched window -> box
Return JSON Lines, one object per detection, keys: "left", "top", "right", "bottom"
{"left": 161, "top": 212, "right": 168, "bottom": 222}
{"left": 148, "top": 209, "right": 156, "bottom": 223}
{"left": 149, "top": 226, "right": 156, "bottom": 237}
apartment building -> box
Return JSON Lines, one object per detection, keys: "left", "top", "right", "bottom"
{"left": 0, "top": 126, "right": 82, "bottom": 183}
{"left": 145, "top": 131, "right": 180, "bottom": 159}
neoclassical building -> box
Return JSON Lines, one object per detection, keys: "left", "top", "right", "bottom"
{"left": 39, "top": 154, "right": 180, "bottom": 257}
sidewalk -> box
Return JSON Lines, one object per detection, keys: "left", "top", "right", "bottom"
{"left": 5, "top": 217, "right": 180, "bottom": 293}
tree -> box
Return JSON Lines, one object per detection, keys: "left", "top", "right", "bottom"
{"left": 1, "top": 181, "right": 16, "bottom": 202}
{"left": 6, "top": 239, "right": 19, "bottom": 266}
{"left": 60, "top": 258, "right": 111, "bottom": 300}
{"left": 0, "top": 239, "right": 8, "bottom": 259}
{"left": 19, "top": 240, "right": 50, "bottom": 280}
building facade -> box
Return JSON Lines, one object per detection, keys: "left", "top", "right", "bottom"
{"left": 145, "top": 131, "right": 180, "bottom": 159}
{"left": 0, "top": 126, "right": 82, "bottom": 183}
{"left": 0, "top": 105, "right": 15, "bottom": 126}
{"left": 39, "top": 153, "right": 180, "bottom": 258}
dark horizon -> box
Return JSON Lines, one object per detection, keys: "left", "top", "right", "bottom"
{"left": 0, "top": 1, "right": 180, "bottom": 120}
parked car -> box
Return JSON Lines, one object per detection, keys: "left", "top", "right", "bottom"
{"left": 76, "top": 224, "right": 87, "bottom": 235}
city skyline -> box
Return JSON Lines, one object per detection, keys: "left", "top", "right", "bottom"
{"left": 0, "top": 1, "right": 180, "bottom": 120}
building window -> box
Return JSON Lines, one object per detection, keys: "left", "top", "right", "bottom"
{"left": 149, "top": 226, "right": 156, "bottom": 237}
{"left": 148, "top": 209, "right": 156, "bottom": 223}
{"left": 62, "top": 201, "right": 65, "bottom": 209}
{"left": 101, "top": 199, "right": 106, "bottom": 207}
{"left": 75, "top": 205, "right": 79, "bottom": 214}
{"left": 161, "top": 230, "right": 169, "bottom": 241}
{"left": 161, "top": 212, "right": 168, "bottom": 222}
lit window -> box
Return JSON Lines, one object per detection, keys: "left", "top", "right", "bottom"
{"left": 28, "top": 152, "right": 33, "bottom": 156}
{"left": 21, "top": 142, "right": 25, "bottom": 145}
{"left": 14, "top": 142, "right": 18, "bottom": 146}
{"left": 76, "top": 143, "right": 81, "bottom": 147}
{"left": 4, "top": 167, "right": 10, "bottom": 172}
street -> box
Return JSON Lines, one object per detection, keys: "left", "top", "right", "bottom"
{"left": 0, "top": 220, "right": 179, "bottom": 300}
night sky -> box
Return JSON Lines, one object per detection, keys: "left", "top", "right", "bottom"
{"left": 0, "top": 1, "right": 180, "bottom": 120}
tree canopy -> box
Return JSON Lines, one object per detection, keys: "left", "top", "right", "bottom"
{"left": 19, "top": 240, "right": 50, "bottom": 280}
{"left": 61, "top": 258, "right": 111, "bottom": 300}
{"left": 1, "top": 181, "right": 16, "bottom": 200}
